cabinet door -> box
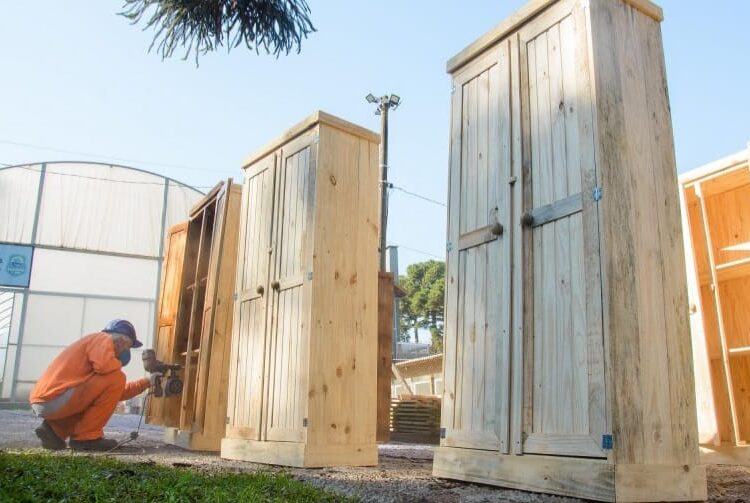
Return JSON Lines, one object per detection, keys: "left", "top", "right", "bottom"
{"left": 147, "top": 222, "right": 188, "bottom": 427}
{"left": 264, "top": 131, "right": 316, "bottom": 442}
{"left": 442, "top": 43, "right": 513, "bottom": 453}
{"left": 226, "top": 154, "right": 277, "bottom": 440}
{"left": 518, "top": 1, "right": 607, "bottom": 458}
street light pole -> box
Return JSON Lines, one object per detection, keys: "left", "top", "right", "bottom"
{"left": 366, "top": 93, "right": 400, "bottom": 272}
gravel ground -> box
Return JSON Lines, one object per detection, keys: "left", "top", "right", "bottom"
{"left": 2, "top": 409, "right": 748, "bottom": 502}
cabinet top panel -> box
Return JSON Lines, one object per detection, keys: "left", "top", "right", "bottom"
{"left": 242, "top": 111, "right": 379, "bottom": 168}
{"left": 446, "top": 0, "right": 663, "bottom": 74}
{"left": 189, "top": 179, "right": 241, "bottom": 217}
{"left": 679, "top": 147, "right": 750, "bottom": 190}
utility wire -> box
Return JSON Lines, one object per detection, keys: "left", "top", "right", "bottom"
{"left": 0, "top": 139, "right": 237, "bottom": 175}
{"left": 7, "top": 164, "right": 214, "bottom": 190}
{"left": 390, "top": 184, "right": 446, "bottom": 207}
{"left": 390, "top": 243, "right": 443, "bottom": 260}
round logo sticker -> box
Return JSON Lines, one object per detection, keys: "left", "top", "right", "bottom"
{"left": 7, "top": 254, "right": 26, "bottom": 277}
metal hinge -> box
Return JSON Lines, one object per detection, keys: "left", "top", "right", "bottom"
{"left": 593, "top": 186, "right": 603, "bottom": 202}
{"left": 313, "top": 135, "right": 320, "bottom": 144}
{"left": 446, "top": 241, "right": 453, "bottom": 252}
{"left": 233, "top": 293, "right": 238, "bottom": 301}
{"left": 226, "top": 416, "right": 230, "bottom": 425}
{"left": 602, "top": 434, "right": 613, "bottom": 450}
{"left": 303, "top": 418, "right": 308, "bottom": 427}
{"left": 440, "top": 428, "right": 446, "bottom": 439}
{"left": 307, "top": 271, "right": 313, "bottom": 281}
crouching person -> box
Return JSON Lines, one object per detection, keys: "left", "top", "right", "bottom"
{"left": 29, "top": 319, "right": 154, "bottom": 451}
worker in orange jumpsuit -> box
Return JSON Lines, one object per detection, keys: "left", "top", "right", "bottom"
{"left": 29, "top": 319, "right": 154, "bottom": 451}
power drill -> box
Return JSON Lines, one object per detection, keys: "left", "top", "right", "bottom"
{"left": 141, "top": 349, "right": 183, "bottom": 398}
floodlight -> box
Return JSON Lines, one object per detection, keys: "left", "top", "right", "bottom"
{"left": 389, "top": 94, "right": 401, "bottom": 107}
{"left": 366, "top": 93, "right": 377, "bottom": 104}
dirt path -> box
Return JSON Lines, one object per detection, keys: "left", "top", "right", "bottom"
{"left": 2, "top": 410, "right": 748, "bottom": 502}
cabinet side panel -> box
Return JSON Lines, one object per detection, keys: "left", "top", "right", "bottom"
{"left": 307, "top": 125, "right": 378, "bottom": 449}
{"left": 588, "top": 0, "right": 700, "bottom": 465}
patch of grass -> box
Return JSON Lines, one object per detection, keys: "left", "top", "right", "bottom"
{"left": 0, "top": 451, "right": 354, "bottom": 502}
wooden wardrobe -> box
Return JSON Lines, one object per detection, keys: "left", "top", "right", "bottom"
{"left": 433, "top": 0, "right": 705, "bottom": 501}
{"left": 147, "top": 179, "right": 242, "bottom": 451}
{"left": 681, "top": 144, "right": 750, "bottom": 465}
{"left": 221, "top": 112, "right": 380, "bottom": 467}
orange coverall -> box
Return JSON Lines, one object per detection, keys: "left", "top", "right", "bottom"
{"left": 29, "top": 332, "right": 150, "bottom": 441}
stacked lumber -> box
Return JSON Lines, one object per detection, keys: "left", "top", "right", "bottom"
{"left": 390, "top": 396, "right": 441, "bottom": 444}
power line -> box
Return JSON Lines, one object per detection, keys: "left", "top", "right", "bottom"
{"left": 0, "top": 139, "right": 237, "bottom": 175}
{"left": 390, "top": 243, "right": 443, "bottom": 260}
{"left": 7, "top": 164, "right": 214, "bottom": 189}
{"left": 390, "top": 184, "right": 446, "bottom": 207}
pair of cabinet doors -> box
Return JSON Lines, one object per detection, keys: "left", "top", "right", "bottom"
{"left": 442, "top": 2, "right": 607, "bottom": 459}
{"left": 227, "top": 131, "right": 317, "bottom": 443}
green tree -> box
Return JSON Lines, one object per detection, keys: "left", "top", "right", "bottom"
{"left": 398, "top": 260, "right": 445, "bottom": 353}
{"left": 121, "top": 0, "right": 316, "bottom": 62}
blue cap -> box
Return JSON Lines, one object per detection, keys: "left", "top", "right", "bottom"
{"left": 102, "top": 319, "right": 142, "bottom": 348}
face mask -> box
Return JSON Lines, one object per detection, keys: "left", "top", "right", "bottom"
{"left": 118, "top": 349, "right": 132, "bottom": 367}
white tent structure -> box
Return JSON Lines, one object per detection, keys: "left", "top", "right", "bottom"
{"left": 0, "top": 161, "right": 204, "bottom": 403}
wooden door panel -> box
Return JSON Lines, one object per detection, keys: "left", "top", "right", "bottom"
{"left": 226, "top": 154, "right": 276, "bottom": 440}
{"left": 265, "top": 134, "right": 315, "bottom": 442}
{"left": 148, "top": 222, "right": 188, "bottom": 427}
{"left": 443, "top": 43, "right": 512, "bottom": 453}
{"left": 520, "top": 5, "right": 606, "bottom": 458}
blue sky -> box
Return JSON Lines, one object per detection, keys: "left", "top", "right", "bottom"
{"left": 1, "top": 1, "right": 748, "bottom": 272}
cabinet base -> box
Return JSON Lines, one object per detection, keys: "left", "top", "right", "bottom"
{"left": 433, "top": 446, "right": 706, "bottom": 502}
{"left": 220, "top": 438, "right": 378, "bottom": 467}
{"left": 163, "top": 427, "right": 221, "bottom": 452}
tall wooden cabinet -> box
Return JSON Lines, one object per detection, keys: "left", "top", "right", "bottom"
{"left": 147, "top": 180, "right": 242, "bottom": 451}
{"left": 433, "top": 0, "right": 706, "bottom": 501}
{"left": 221, "top": 112, "right": 380, "bottom": 467}
{"left": 680, "top": 145, "right": 750, "bottom": 465}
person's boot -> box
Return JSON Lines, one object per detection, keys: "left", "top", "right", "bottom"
{"left": 69, "top": 437, "right": 119, "bottom": 451}
{"left": 34, "top": 420, "right": 66, "bottom": 450}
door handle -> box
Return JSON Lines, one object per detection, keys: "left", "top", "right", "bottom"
{"left": 256, "top": 285, "right": 265, "bottom": 295}
{"left": 521, "top": 212, "right": 534, "bottom": 227}
{"left": 270, "top": 280, "right": 281, "bottom": 291}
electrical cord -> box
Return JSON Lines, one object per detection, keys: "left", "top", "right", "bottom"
{"left": 104, "top": 391, "right": 151, "bottom": 453}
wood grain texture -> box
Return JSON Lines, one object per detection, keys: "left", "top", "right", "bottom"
{"left": 439, "top": 0, "right": 705, "bottom": 499}
{"left": 147, "top": 222, "right": 188, "bottom": 427}
{"left": 150, "top": 181, "right": 241, "bottom": 452}
{"left": 224, "top": 114, "right": 379, "bottom": 467}
{"left": 433, "top": 447, "right": 615, "bottom": 502}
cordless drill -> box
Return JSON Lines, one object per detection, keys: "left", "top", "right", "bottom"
{"left": 141, "top": 349, "right": 183, "bottom": 398}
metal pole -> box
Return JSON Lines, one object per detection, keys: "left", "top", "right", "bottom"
{"left": 378, "top": 102, "right": 389, "bottom": 272}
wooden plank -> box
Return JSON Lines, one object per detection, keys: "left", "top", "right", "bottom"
{"left": 697, "top": 185, "right": 740, "bottom": 444}
{"left": 440, "top": 71, "right": 463, "bottom": 438}
{"left": 509, "top": 32, "right": 525, "bottom": 456}
{"left": 587, "top": 0, "right": 644, "bottom": 465}
{"left": 523, "top": 433, "right": 604, "bottom": 457}
{"left": 572, "top": 0, "right": 608, "bottom": 456}
{"left": 614, "top": 464, "right": 707, "bottom": 503}
{"left": 433, "top": 447, "right": 615, "bottom": 502}
{"left": 457, "top": 223, "right": 500, "bottom": 251}
{"left": 527, "top": 193, "right": 582, "bottom": 227}
{"left": 392, "top": 363, "right": 414, "bottom": 396}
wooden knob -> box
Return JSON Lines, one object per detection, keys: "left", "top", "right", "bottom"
{"left": 521, "top": 213, "right": 534, "bottom": 227}
{"left": 256, "top": 285, "right": 265, "bottom": 295}
{"left": 491, "top": 222, "right": 504, "bottom": 236}
{"left": 271, "top": 281, "right": 281, "bottom": 291}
